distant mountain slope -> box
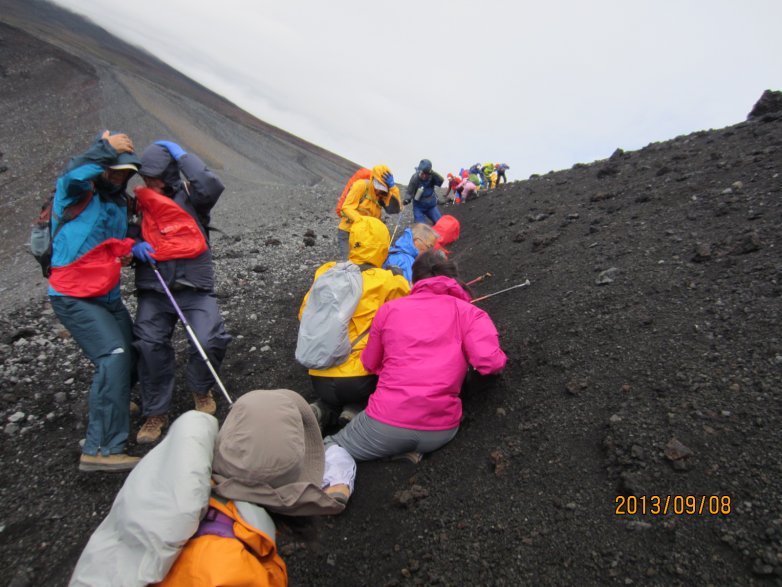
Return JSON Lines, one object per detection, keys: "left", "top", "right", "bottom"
{"left": 0, "top": 0, "right": 360, "bottom": 310}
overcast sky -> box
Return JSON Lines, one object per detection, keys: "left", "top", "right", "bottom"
{"left": 51, "top": 0, "right": 782, "bottom": 181}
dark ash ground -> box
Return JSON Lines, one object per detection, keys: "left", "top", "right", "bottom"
{"left": 2, "top": 4, "right": 782, "bottom": 586}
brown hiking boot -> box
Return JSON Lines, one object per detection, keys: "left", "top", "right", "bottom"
{"left": 193, "top": 390, "right": 217, "bottom": 415}
{"left": 79, "top": 453, "right": 140, "bottom": 473}
{"left": 136, "top": 415, "right": 168, "bottom": 444}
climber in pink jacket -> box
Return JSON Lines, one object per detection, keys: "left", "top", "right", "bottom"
{"left": 362, "top": 274, "right": 506, "bottom": 431}
{"left": 320, "top": 250, "right": 507, "bottom": 505}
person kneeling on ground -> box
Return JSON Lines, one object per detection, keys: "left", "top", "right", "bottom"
{"left": 299, "top": 217, "right": 410, "bottom": 429}
{"left": 70, "top": 389, "right": 345, "bottom": 586}
{"left": 322, "top": 250, "right": 508, "bottom": 503}
{"left": 431, "top": 214, "right": 461, "bottom": 256}
{"left": 383, "top": 222, "right": 440, "bottom": 284}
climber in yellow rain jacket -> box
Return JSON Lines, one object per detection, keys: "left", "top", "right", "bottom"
{"left": 300, "top": 216, "right": 409, "bottom": 428}
{"left": 337, "top": 165, "right": 401, "bottom": 259}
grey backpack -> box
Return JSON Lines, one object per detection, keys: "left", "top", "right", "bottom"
{"left": 296, "top": 262, "right": 365, "bottom": 370}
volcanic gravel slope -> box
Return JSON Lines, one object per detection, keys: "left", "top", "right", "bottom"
{"left": 2, "top": 4, "right": 782, "bottom": 587}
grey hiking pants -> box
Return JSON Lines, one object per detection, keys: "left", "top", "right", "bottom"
{"left": 133, "top": 289, "right": 231, "bottom": 417}
{"left": 325, "top": 410, "right": 459, "bottom": 461}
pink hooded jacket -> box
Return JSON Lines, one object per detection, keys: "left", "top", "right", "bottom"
{"left": 361, "top": 276, "right": 507, "bottom": 431}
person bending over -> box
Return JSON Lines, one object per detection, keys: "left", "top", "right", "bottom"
{"left": 322, "top": 250, "right": 507, "bottom": 503}
{"left": 299, "top": 217, "right": 409, "bottom": 429}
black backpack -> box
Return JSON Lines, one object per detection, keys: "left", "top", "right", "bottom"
{"left": 29, "top": 190, "right": 93, "bottom": 277}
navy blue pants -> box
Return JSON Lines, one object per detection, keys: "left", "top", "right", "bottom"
{"left": 133, "top": 289, "right": 231, "bottom": 417}
{"left": 51, "top": 295, "right": 134, "bottom": 456}
{"left": 413, "top": 195, "right": 442, "bottom": 225}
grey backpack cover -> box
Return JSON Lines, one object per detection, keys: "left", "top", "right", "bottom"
{"left": 296, "top": 262, "right": 364, "bottom": 370}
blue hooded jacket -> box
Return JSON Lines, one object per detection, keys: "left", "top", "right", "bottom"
{"left": 48, "top": 137, "right": 139, "bottom": 300}
{"left": 383, "top": 228, "right": 418, "bottom": 284}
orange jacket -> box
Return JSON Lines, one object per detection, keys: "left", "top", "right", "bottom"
{"left": 156, "top": 497, "right": 287, "bottom": 587}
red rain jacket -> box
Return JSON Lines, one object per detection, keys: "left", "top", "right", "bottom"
{"left": 135, "top": 187, "right": 208, "bottom": 262}
{"left": 48, "top": 238, "right": 134, "bottom": 298}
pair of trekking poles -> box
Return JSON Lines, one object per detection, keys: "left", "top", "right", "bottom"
{"left": 390, "top": 204, "right": 531, "bottom": 303}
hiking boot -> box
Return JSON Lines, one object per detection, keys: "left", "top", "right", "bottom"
{"left": 325, "top": 483, "right": 351, "bottom": 505}
{"left": 129, "top": 400, "right": 140, "bottom": 417}
{"left": 79, "top": 453, "right": 140, "bottom": 473}
{"left": 338, "top": 404, "right": 361, "bottom": 427}
{"left": 392, "top": 451, "right": 424, "bottom": 464}
{"left": 193, "top": 390, "right": 217, "bottom": 415}
{"left": 136, "top": 415, "right": 168, "bottom": 444}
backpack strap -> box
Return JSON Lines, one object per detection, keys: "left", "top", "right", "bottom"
{"left": 350, "top": 328, "right": 370, "bottom": 348}
{"left": 51, "top": 191, "right": 94, "bottom": 241}
{"left": 182, "top": 180, "right": 220, "bottom": 241}
{"left": 358, "top": 180, "right": 378, "bottom": 206}
{"left": 192, "top": 506, "right": 236, "bottom": 540}
{"left": 348, "top": 263, "right": 375, "bottom": 347}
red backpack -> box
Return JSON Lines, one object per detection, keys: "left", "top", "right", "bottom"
{"left": 335, "top": 168, "right": 371, "bottom": 218}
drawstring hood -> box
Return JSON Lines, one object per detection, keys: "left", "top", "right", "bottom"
{"left": 139, "top": 144, "right": 183, "bottom": 195}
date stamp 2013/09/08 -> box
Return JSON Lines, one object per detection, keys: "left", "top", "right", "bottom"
{"left": 615, "top": 495, "right": 731, "bottom": 516}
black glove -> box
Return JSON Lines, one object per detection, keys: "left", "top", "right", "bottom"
{"left": 403, "top": 198, "right": 411, "bottom": 206}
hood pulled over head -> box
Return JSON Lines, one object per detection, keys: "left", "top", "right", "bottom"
{"left": 370, "top": 164, "right": 392, "bottom": 191}
{"left": 139, "top": 143, "right": 181, "bottom": 193}
{"left": 211, "top": 389, "right": 344, "bottom": 516}
{"left": 348, "top": 216, "right": 390, "bottom": 267}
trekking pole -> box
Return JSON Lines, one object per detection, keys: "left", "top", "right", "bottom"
{"left": 471, "top": 279, "right": 530, "bottom": 303}
{"left": 390, "top": 200, "right": 407, "bottom": 243}
{"left": 466, "top": 272, "right": 493, "bottom": 286}
{"left": 149, "top": 262, "right": 234, "bottom": 406}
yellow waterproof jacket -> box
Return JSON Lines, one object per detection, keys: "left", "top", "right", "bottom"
{"left": 300, "top": 217, "right": 409, "bottom": 377}
{"left": 338, "top": 164, "right": 401, "bottom": 232}
{"left": 156, "top": 497, "right": 287, "bottom": 587}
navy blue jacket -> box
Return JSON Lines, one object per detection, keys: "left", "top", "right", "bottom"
{"left": 405, "top": 170, "right": 445, "bottom": 203}
{"left": 134, "top": 145, "right": 224, "bottom": 292}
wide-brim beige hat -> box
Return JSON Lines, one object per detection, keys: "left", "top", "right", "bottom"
{"left": 212, "top": 389, "right": 344, "bottom": 516}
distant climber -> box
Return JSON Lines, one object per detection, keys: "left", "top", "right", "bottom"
{"left": 495, "top": 162, "right": 510, "bottom": 185}
{"left": 404, "top": 159, "right": 445, "bottom": 225}
{"left": 482, "top": 162, "right": 495, "bottom": 189}
{"left": 456, "top": 177, "right": 478, "bottom": 202}
{"left": 443, "top": 173, "right": 464, "bottom": 204}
